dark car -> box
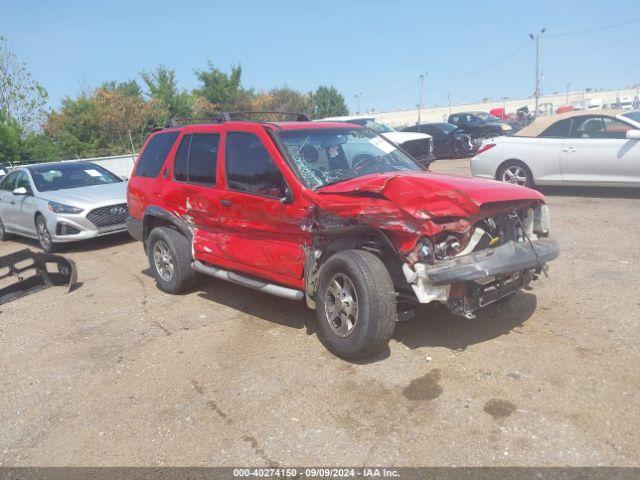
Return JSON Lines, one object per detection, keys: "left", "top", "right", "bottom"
{"left": 448, "top": 111, "right": 514, "bottom": 139}
{"left": 403, "top": 122, "right": 475, "bottom": 158}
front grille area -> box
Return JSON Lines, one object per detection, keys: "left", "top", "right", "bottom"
{"left": 86, "top": 203, "right": 129, "bottom": 228}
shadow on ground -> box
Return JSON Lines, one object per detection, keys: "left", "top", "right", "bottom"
{"left": 2, "top": 231, "right": 133, "bottom": 253}
{"left": 395, "top": 291, "right": 537, "bottom": 351}
{"left": 159, "top": 268, "right": 539, "bottom": 359}
{"left": 538, "top": 186, "right": 640, "bottom": 199}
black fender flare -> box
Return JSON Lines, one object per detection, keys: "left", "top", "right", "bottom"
{"left": 142, "top": 206, "right": 193, "bottom": 246}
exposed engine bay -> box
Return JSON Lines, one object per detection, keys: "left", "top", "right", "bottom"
{"left": 402, "top": 204, "right": 559, "bottom": 318}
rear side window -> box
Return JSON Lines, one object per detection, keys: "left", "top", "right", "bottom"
{"left": 539, "top": 118, "right": 572, "bottom": 138}
{"left": 226, "top": 132, "right": 286, "bottom": 198}
{"left": 173, "top": 134, "right": 219, "bottom": 185}
{"left": 0, "top": 171, "right": 19, "bottom": 191}
{"left": 135, "top": 131, "right": 179, "bottom": 178}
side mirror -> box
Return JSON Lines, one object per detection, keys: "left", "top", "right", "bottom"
{"left": 280, "top": 185, "right": 294, "bottom": 205}
{"left": 12, "top": 186, "right": 28, "bottom": 196}
{"left": 626, "top": 130, "right": 640, "bottom": 140}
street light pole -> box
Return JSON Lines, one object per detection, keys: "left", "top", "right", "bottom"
{"left": 529, "top": 28, "right": 545, "bottom": 118}
{"left": 417, "top": 73, "right": 427, "bottom": 125}
{"left": 448, "top": 92, "right": 451, "bottom": 115}
{"left": 355, "top": 92, "right": 362, "bottom": 114}
{"left": 566, "top": 82, "right": 571, "bottom": 105}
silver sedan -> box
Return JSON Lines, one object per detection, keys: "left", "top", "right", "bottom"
{"left": 0, "top": 161, "right": 128, "bottom": 252}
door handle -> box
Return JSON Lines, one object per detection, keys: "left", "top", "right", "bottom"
{"left": 563, "top": 147, "right": 577, "bottom": 153}
{"left": 220, "top": 199, "right": 232, "bottom": 207}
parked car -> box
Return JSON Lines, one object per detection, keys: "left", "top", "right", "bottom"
{"left": 318, "top": 116, "right": 435, "bottom": 166}
{"left": 0, "top": 161, "right": 128, "bottom": 252}
{"left": 127, "top": 114, "right": 559, "bottom": 359}
{"left": 470, "top": 110, "right": 640, "bottom": 187}
{"left": 402, "top": 122, "right": 475, "bottom": 158}
{"left": 620, "top": 110, "right": 640, "bottom": 128}
{"left": 612, "top": 96, "right": 634, "bottom": 110}
{"left": 448, "top": 111, "right": 514, "bottom": 138}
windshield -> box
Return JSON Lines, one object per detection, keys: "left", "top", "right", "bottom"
{"left": 475, "top": 112, "right": 500, "bottom": 122}
{"left": 349, "top": 119, "right": 394, "bottom": 134}
{"left": 622, "top": 111, "right": 640, "bottom": 122}
{"left": 276, "top": 127, "right": 424, "bottom": 189}
{"left": 437, "top": 123, "right": 458, "bottom": 133}
{"left": 29, "top": 162, "right": 123, "bottom": 192}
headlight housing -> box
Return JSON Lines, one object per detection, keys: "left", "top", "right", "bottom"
{"left": 48, "top": 201, "right": 83, "bottom": 214}
{"left": 533, "top": 204, "right": 550, "bottom": 236}
{"left": 417, "top": 238, "right": 434, "bottom": 264}
{"left": 501, "top": 124, "right": 512, "bottom": 131}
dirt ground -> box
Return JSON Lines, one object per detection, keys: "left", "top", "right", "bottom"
{"left": 1, "top": 159, "right": 639, "bottom": 467}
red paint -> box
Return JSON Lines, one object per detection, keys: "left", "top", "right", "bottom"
{"left": 128, "top": 121, "right": 546, "bottom": 290}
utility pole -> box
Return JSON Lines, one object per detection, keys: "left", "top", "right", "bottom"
{"left": 448, "top": 92, "right": 451, "bottom": 115}
{"left": 566, "top": 82, "right": 571, "bottom": 105}
{"left": 355, "top": 92, "right": 362, "bottom": 114}
{"left": 529, "top": 28, "right": 545, "bottom": 118}
{"left": 417, "top": 73, "right": 427, "bottom": 125}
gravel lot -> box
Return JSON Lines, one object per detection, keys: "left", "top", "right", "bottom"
{"left": 1, "top": 159, "right": 639, "bottom": 467}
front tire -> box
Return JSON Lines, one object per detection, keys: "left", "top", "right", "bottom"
{"left": 36, "top": 214, "right": 58, "bottom": 253}
{"left": 315, "top": 250, "right": 397, "bottom": 359}
{"left": 497, "top": 161, "right": 534, "bottom": 188}
{"left": 0, "top": 215, "right": 10, "bottom": 241}
{"left": 147, "top": 226, "right": 196, "bottom": 294}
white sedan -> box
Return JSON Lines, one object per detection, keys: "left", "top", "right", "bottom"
{"left": 470, "top": 110, "right": 640, "bottom": 187}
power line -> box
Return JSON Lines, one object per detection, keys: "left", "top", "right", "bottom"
{"left": 430, "top": 40, "right": 532, "bottom": 81}
{"left": 546, "top": 17, "right": 640, "bottom": 38}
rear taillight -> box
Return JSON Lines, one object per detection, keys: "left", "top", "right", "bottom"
{"left": 476, "top": 143, "right": 496, "bottom": 155}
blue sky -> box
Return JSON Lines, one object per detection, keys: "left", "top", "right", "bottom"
{"left": 2, "top": 0, "right": 639, "bottom": 113}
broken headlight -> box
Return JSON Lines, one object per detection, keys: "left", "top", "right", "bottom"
{"left": 533, "top": 204, "right": 550, "bottom": 236}
{"left": 418, "top": 238, "right": 434, "bottom": 264}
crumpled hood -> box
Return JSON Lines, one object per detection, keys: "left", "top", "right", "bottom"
{"left": 37, "top": 182, "right": 127, "bottom": 207}
{"left": 314, "top": 172, "right": 544, "bottom": 235}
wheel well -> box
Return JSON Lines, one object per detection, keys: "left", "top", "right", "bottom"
{"left": 143, "top": 216, "right": 174, "bottom": 246}
{"left": 495, "top": 159, "right": 533, "bottom": 181}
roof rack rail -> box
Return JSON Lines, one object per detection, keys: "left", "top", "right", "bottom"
{"left": 166, "top": 111, "right": 310, "bottom": 128}
{"left": 227, "top": 111, "right": 311, "bottom": 122}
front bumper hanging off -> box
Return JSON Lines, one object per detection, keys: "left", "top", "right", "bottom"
{"left": 405, "top": 239, "right": 560, "bottom": 317}
{"left": 424, "top": 239, "right": 559, "bottom": 286}
{"left": 0, "top": 249, "right": 78, "bottom": 305}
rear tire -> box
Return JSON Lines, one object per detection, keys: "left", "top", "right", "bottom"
{"left": 147, "top": 226, "right": 197, "bottom": 294}
{"left": 315, "top": 250, "right": 397, "bottom": 359}
{"left": 497, "top": 160, "right": 534, "bottom": 188}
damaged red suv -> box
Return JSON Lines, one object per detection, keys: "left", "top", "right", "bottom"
{"left": 127, "top": 113, "right": 559, "bottom": 359}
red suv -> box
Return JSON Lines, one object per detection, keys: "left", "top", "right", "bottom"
{"left": 127, "top": 112, "right": 559, "bottom": 359}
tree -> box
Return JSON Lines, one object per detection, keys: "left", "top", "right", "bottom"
{"left": 141, "top": 66, "right": 193, "bottom": 122}
{"left": 193, "top": 63, "right": 253, "bottom": 111}
{"left": 310, "top": 86, "right": 348, "bottom": 119}
{"left": 0, "top": 109, "right": 22, "bottom": 164}
{"left": 101, "top": 79, "right": 142, "bottom": 98}
{"left": 0, "top": 35, "right": 49, "bottom": 132}
{"left": 249, "top": 87, "right": 312, "bottom": 119}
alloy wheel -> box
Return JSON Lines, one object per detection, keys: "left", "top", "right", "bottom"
{"left": 37, "top": 218, "right": 52, "bottom": 250}
{"left": 324, "top": 273, "right": 359, "bottom": 338}
{"left": 502, "top": 165, "right": 529, "bottom": 186}
{"left": 153, "top": 240, "right": 174, "bottom": 281}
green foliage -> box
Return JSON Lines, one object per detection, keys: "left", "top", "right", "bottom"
{"left": 1, "top": 36, "right": 350, "bottom": 163}
{"left": 0, "top": 109, "right": 22, "bottom": 164}
{"left": 193, "top": 63, "right": 253, "bottom": 111}
{"left": 101, "top": 79, "right": 142, "bottom": 98}
{"left": 0, "top": 35, "right": 49, "bottom": 132}
{"left": 310, "top": 85, "right": 349, "bottom": 119}
{"left": 141, "top": 65, "right": 193, "bottom": 123}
